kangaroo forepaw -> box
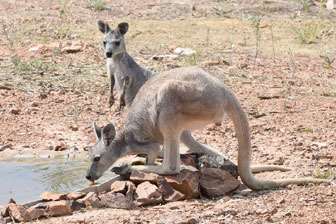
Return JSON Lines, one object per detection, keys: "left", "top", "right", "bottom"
{"left": 109, "top": 96, "right": 115, "bottom": 107}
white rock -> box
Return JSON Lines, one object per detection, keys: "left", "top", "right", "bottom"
{"left": 173, "top": 47, "right": 196, "bottom": 56}
{"left": 326, "top": 0, "right": 335, "bottom": 10}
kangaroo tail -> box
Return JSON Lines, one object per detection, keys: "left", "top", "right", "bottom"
{"left": 224, "top": 91, "right": 331, "bottom": 190}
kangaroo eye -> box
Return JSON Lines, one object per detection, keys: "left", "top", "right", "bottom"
{"left": 94, "top": 156, "right": 101, "bottom": 162}
{"left": 114, "top": 40, "right": 120, "bottom": 46}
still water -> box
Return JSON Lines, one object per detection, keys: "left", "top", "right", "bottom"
{"left": 0, "top": 154, "right": 115, "bottom": 205}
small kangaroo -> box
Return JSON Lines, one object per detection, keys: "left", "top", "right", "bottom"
{"left": 97, "top": 20, "right": 156, "bottom": 108}
{"left": 86, "top": 66, "right": 331, "bottom": 191}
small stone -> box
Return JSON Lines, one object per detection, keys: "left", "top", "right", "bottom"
{"left": 10, "top": 108, "right": 20, "bottom": 115}
{"left": 134, "top": 181, "right": 163, "bottom": 206}
{"left": 165, "top": 168, "right": 199, "bottom": 199}
{"left": 8, "top": 204, "right": 31, "bottom": 222}
{"left": 0, "top": 144, "right": 13, "bottom": 152}
{"left": 67, "top": 192, "right": 86, "bottom": 200}
{"left": 46, "top": 200, "right": 72, "bottom": 217}
{"left": 157, "top": 178, "right": 186, "bottom": 202}
{"left": 31, "top": 101, "right": 39, "bottom": 107}
{"left": 61, "top": 45, "right": 81, "bottom": 53}
{"left": 54, "top": 143, "right": 67, "bottom": 151}
{"left": 130, "top": 170, "right": 159, "bottom": 184}
{"left": 70, "top": 124, "right": 79, "bottom": 131}
{"left": 125, "top": 181, "right": 136, "bottom": 199}
{"left": 40, "top": 192, "right": 67, "bottom": 201}
{"left": 99, "top": 192, "right": 137, "bottom": 209}
{"left": 197, "top": 154, "right": 238, "bottom": 178}
{"left": 180, "top": 154, "right": 197, "bottom": 167}
{"left": 27, "top": 207, "right": 45, "bottom": 220}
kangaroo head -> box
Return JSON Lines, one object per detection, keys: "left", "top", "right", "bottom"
{"left": 86, "top": 122, "right": 119, "bottom": 181}
{"left": 97, "top": 20, "right": 128, "bottom": 59}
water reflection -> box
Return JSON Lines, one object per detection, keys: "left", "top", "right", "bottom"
{"left": 0, "top": 154, "right": 115, "bottom": 205}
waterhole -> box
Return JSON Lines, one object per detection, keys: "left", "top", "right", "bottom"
{"left": 0, "top": 154, "right": 115, "bottom": 205}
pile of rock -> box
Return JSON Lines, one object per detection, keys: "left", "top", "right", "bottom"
{"left": 0, "top": 154, "right": 240, "bottom": 223}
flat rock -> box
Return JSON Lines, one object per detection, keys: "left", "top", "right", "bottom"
{"left": 130, "top": 170, "right": 159, "bottom": 184}
{"left": 198, "top": 154, "right": 238, "bottom": 178}
{"left": 165, "top": 168, "right": 199, "bottom": 199}
{"left": 157, "top": 178, "right": 186, "bottom": 202}
{"left": 70, "top": 201, "right": 86, "bottom": 212}
{"left": 46, "top": 200, "right": 72, "bottom": 217}
{"left": 61, "top": 45, "right": 81, "bottom": 53}
{"left": 99, "top": 192, "right": 138, "bottom": 210}
{"left": 134, "top": 181, "right": 163, "bottom": 206}
{"left": 40, "top": 192, "right": 67, "bottom": 201}
{"left": 8, "top": 203, "right": 31, "bottom": 222}
{"left": 199, "top": 168, "right": 241, "bottom": 198}
{"left": 67, "top": 192, "right": 86, "bottom": 200}
{"left": 27, "top": 207, "right": 45, "bottom": 220}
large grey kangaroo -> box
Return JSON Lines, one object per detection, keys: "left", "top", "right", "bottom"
{"left": 96, "top": 21, "right": 288, "bottom": 175}
{"left": 86, "top": 66, "right": 332, "bottom": 191}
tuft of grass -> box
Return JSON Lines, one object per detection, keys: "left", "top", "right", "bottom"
{"left": 179, "top": 52, "right": 200, "bottom": 67}
{"left": 301, "top": 0, "right": 314, "bottom": 11}
{"left": 88, "top": 0, "right": 106, "bottom": 11}
{"left": 320, "top": 54, "right": 335, "bottom": 69}
{"left": 315, "top": 170, "right": 334, "bottom": 179}
{"left": 293, "top": 22, "right": 320, "bottom": 44}
{"left": 323, "top": 92, "right": 336, "bottom": 98}
{"left": 295, "top": 125, "right": 313, "bottom": 133}
{"left": 11, "top": 56, "right": 56, "bottom": 73}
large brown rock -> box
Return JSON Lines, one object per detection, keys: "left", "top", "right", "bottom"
{"left": 27, "top": 207, "right": 45, "bottom": 220}
{"left": 8, "top": 203, "right": 31, "bottom": 222}
{"left": 134, "top": 181, "right": 163, "bottom": 206}
{"left": 165, "top": 167, "right": 199, "bottom": 199}
{"left": 110, "top": 180, "right": 128, "bottom": 193}
{"left": 130, "top": 170, "right": 159, "bottom": 184}
{"left": 157, "top": 178, "right": 186, "bottom": 202}
{"left": 99, "top": 192, "right": 138, "bottom": 210}
{"left": 199, "top": 168, "right": 241, "bottom": 198}
{"left": 46, "top": 200, "right": 72, "bottom": 217}
{"left": 40, "top": 192, "right": 67, "bottom": 201}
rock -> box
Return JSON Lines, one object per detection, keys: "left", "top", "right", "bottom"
{"left": 110, "top": 180, "right": 127, "bottom": 194}
{"left": 174, "top": 47, "right": 196, "bottom": 56}
{"left": 134, "top": 181, "right": 163, "bottom": 206}
{"left": 46, "top": 200, "right": 72, "bottom": 217}
{"left": 326, "top": 0, "right": 335, "bottom": 9}
{"left": 80, "top": 192, "right": 103, "bottom": 208}
{"left": 27, "top": 207, "right": 45, "bottom": 220}
{"left": 61, "top": 45, "right": 81, "bottom": 53}
{"left": 199, "top": 168, "right": 241, "bottom": 198}
{"left": 99, "top": 192, "right": 138, "bottom": 210}
{"left": 165, "top": 168, "right": 199, "bottom": 199}
{"left": 198, "top": 154, "right": 238, "bottom": 178}
{"left": 0, "top": 205, "right": 5, "bottom": 217}
{"left": 67, "top": 192, "right": 86, "bottom": 200}
{"left": 130, "top": 170, "right": 159, "bottom": 184}
{"left": 30, "top": 101, "right": 39, "bottom": 107}
{"left": 180, "top": 154, "right": 197, "bottom": 168}
{"left": 54, "top": 143, "right": 67, "bottom": 151}
{"left": 70, "top": 201, "right": 86, "bottom": 212}
{"left": 70, "top": 124, "right": 79, "bottom": 131}
{"left": 8, "top": 204, "right": 31, "bottom": 222}
{"left": 157, "top": 178, "right": 186, "bottom": 202}
{"left": 40, "top": 192, "right": 67, "bottom": 201}
{"left": 0, "top": 144, "right": 13, "bottom": 152}
{"left": 0, "top": 217, "right": 11, "bottom": 224}
{"left": 10, "top": 108, "right": 20, "bottom": 115}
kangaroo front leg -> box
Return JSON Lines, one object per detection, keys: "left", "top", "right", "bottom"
{"left": 130, "top": 137, "right": 180, "bottom": 175}
{"left": 109, "top": 73, "right": 115, "bottom": 107}
{"left": 118, "top": 76, "right": 129, "bottom": 110}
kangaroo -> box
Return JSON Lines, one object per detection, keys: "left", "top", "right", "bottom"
{"left": 97, "top": 20, "right": 156, "bottom": 108}
{"left": 86, "top": 66, "right": 332, "bottom": 190}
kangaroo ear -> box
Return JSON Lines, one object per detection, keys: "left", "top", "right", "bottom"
{"left": 97, "top": 20, "right": 110, "bottom": 34}
{"left": 93, "top": 121, "right": 102, "bottom": 140}
{"left": 102, "top": 123, "right": 116, "bottom": 146}
{"left": 117, "top": 22, "right": 128, "bottom": 35}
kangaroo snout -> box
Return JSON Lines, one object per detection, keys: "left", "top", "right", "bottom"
{"left": 86, "top": 174, "right": 92, "bottom": 180}
{"left": 106, "top": 52, "right": 112, "bottom": 58}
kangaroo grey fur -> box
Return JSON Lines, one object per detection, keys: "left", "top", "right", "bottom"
{"left": 97, "top": 20, "right": 156, "bottom": 108}
{"left": 86, "top": 66, "right": 332, "bottom": 190}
